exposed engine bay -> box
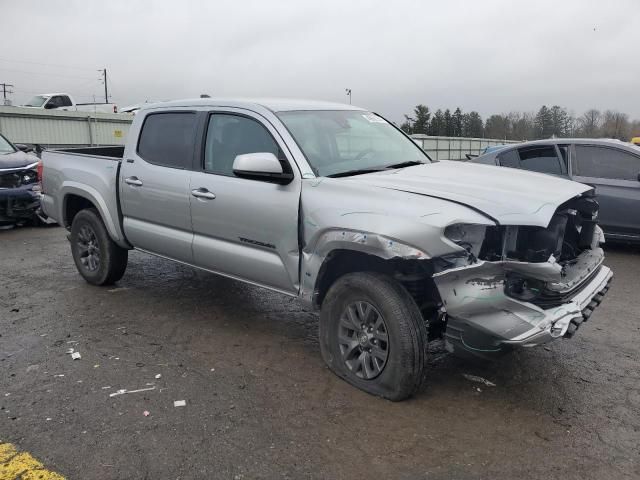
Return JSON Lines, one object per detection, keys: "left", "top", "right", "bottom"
{"left": 431, "top": 192, "right": 612, "bottom": 359}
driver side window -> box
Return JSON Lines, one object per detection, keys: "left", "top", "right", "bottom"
{"left": 204, "top": 114, "right": 283, "bottom": 176}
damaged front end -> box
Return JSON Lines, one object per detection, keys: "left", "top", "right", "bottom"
{"left": 0, "top": 163, "right": 42, "bottom": 225}
{"left": 433, "top": 193, "right": 613, "bottom": 359}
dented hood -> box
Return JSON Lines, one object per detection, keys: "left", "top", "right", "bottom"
{"left": 346, "top": 160, "right": 591, "bottom": 227}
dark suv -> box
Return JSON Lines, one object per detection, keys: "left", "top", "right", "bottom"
{"left": 472, "top": 138, "right": 640, "bottom": 242}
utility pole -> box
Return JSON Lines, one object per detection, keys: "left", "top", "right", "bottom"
{"left": 98, "top": 69, "right": 109, "bottom": 104}
{"left": 103, "top": 69, "right": 108, "bottom": 104}
{"left": 345, "top": 88, "right": 352, "bottom": 105}
{"left": 0, "top": 83, "right": 14, "bottom": 106}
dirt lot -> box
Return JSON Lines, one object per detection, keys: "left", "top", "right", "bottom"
{"left": 1, "top": 225, "right": 639, "bottom": 479}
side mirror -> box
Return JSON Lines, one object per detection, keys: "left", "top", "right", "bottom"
{"left": 232, "top": 152, "right": 293, "bottom": 185}
{"left": 14, "top": 143, "right": 33, "bottom": 153}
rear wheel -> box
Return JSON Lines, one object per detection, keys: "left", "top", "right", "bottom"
{"left": 70, "top": 208, "right": 128, "bottom": 285}
{"left": 319, "top": 272, "right": 428, "bottom": 401}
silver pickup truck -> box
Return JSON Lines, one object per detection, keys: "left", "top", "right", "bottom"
{"left": 41, "top": 98, "right": 613, "bottom": 400}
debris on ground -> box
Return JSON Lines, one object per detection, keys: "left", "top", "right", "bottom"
{"left": 108, "top": 386, "right": 156, "bottom": 398}
{"left": 143, "top": 411, "right": 150, "bottom": 417}
{"left": 462, "top": 374, "right": 496, "bottom": 387}
{"left": 174, "top": 400, "right": 186, "bottom": 407}
{"left": 71, "top": 352, "right": 81, "bottom": 360}
{"left": 155, "top": 374, "right": 161, "bottom": 379}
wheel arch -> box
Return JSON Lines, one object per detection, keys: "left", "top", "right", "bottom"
{"left": 300, "top": 230, "right": 441, "bottom": 317}
{"left": 60, "top": 183, "right": 129, "bottom": 249}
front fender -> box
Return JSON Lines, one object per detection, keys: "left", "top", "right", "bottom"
{"left": 299, "top": 228, "right": 429, "bottom": 308}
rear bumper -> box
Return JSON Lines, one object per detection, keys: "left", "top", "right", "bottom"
{"left": 433, "top": 250, "right": 613, "bottom": 358}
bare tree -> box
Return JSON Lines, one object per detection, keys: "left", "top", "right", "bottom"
{"left": 601, "top": 110, "right": 630, "bottom": 140}
{"left": 577, "top": 109, "right": 602, "bottom": 137}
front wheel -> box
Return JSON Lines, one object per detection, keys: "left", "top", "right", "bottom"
{"left": 319, "top": 272, "right": 428, "bottom": 401}
{"left": 70, "top": 208, "right": 128, "bottom": 285}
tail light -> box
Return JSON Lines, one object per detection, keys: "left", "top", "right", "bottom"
{"left": 37, "top": 160, "right": 43, "bottom": 185}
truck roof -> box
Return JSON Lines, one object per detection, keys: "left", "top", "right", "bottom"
{"left": 140, "top": 98, "right": 365, "bottom": 113}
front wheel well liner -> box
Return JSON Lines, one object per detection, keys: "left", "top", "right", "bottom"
{"left": 314, "top": 250, "right": 442, "bottom": 318}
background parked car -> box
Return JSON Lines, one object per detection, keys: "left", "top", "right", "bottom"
{"left": 472, "top": 138, "right": 640, "bottom": 242}
{"left": 0, "top": 133, "right": 52, "bottom": 227}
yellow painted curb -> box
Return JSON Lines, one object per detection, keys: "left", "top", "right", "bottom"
{"left": 0, "top": 442, "right": 65, "bottom": 480}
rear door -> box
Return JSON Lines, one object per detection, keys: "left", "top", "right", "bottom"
{"left": 571, "top": 144, "right": 640, "bottom": 239}
{"left": 189, "top": 109, "right": 301, "bottom": 294}
{"left": 119, "top": 111, "right": 198, "bottom": 263}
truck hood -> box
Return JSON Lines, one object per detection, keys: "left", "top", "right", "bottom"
{"left": 345, "top": 160, "right": 591, "bottom": 227}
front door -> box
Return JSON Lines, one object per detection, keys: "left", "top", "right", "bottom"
{"left": 571, "top": 144, "right": 640, "bottom": 239}
{"left": 119, "top": 111, "right": 198, "bottom": 263}
{"left": 189, "top": 110, "right": 301, "bottom": 294}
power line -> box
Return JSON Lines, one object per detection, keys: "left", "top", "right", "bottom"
{"left": 0, "top": 57, "right": 95, "bottom": 71}
{"left": 0, "top": 68, "right": 96, "bottom": 81}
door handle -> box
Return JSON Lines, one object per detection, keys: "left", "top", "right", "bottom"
{"left": 124, "top": 176, "right": 143, "bottom": 186}
{"left": 191, "top": 188, "right": 216, "bottom": 200}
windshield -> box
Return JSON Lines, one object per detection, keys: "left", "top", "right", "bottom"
{"left": 0, "top": 135, "right": 16, "bottom": 155}
{"left": 277, "top": 110, "right": 429, "bottom": 177}
{"left": 24, "top": 95, "right": 48, "bottom": 107}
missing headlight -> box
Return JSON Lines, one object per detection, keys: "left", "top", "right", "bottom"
{"left": 444, "top": 223, "right": 487, "bottom": 258}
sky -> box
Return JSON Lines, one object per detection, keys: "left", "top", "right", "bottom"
{"left": 2, "top": 0, "right": 639, "bottom": 123}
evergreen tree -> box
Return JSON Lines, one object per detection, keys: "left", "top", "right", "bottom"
{"left": 452, "top": 107, "right": 464, "bottom": 137}
{"left": 444, "top": 109, "right": 453, "bottom": 136}
{"left": 429, "top": 110, "right": 446, "bottom": 136}
{"left": 463, "top": 111, "right": 484, "bottom": 137}
{"left": 534, "top": 105, "right": 554, "bottom": 138}
{"left": 412, "top": 105, "right": 431, "bottom": 134}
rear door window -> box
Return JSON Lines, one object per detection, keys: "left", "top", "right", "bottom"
{"left": 137, "top": 112, "right": 197, "bottom": 169}
{"left": 574, "top": 145, "right": 640, "bottom": 180}
{"left": 496, "top": 149, "right": 520, "bottom": 168}
{"left": 517, "top": 146, "right": 563, "bottom": 175}
{"left": 60, "top": 95, "right": 73, "bottom": 107}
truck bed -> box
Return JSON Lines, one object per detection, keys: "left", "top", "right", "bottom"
{"left": 40, "top": 147, "right": 128, "bottom": 247}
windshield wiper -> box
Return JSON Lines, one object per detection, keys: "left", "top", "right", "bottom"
{"left": 385, "top": 160, "right": 425, "bottom": 169}
{"left": 326, "top": 168, "right": 387, "bottom": 178}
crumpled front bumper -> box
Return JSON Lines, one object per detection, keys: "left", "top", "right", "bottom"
{"left": 0, "top": 186, "right": 40, "bottom": 223}
{"left": 433, "top": 249, "right": 613, "bottom": 359}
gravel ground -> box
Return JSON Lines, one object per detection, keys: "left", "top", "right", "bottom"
{"left": 1, "top": 225, "right": 639, "bottom": 479}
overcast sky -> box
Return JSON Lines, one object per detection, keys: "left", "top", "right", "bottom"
{"left": 2, "top": 0, "right": 639, "bottom": 122}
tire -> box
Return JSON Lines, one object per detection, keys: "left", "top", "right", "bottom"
{"left": 70, "top": 208, "right": 128, "bottom": 285}
{"left": 319, "top": 272, "right": 428, "bottom": 401}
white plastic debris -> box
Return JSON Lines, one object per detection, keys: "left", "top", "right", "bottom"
{"left": 155, "top": 374, "right": 162, "bottom": 379}
{"left": 108, "top": 386, "right": 156, "bottom": 398}
{"left": 462, "top": 374, "right": 496, "bottom": 387}
{"left": 174, "top": 400, "right": 186, "bottom": 407}
{"left": 66, "top": 348, "right": 75, "bottom": 354}
{"left": 71, "top": 352, "right": 81, "bottom": 360}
